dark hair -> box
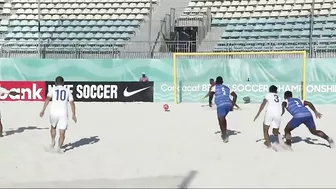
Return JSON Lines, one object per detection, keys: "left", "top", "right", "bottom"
{"left": 215, "top": 76, "right": 223, "bottom": 84}
{"left": 269, "top": 85, "right": 278, "bottom": 93}
{"left": 284, "top": 91, "right": 293, "bottom": 99}
{"left": 209, "top": 78, "right": 214, "bottom": 82}
{"left": 55, "top": 76, "right": 64, "bottom": 85}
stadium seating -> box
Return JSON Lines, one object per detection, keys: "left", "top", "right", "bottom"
{"left": 180, "top": 0, "right": 336, "bottom": 51}
{"left": 0, "top": 0, "right": 157, "bottom": 49}
{"left": 0, "top": 0, "right": 335, "bottom": 53}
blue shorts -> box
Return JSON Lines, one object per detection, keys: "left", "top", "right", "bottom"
{"left": 217, "top": 104, "right": 232, "bottom": 117}
{"left": 288, "top": 116, "right": 315, "bottom": 129}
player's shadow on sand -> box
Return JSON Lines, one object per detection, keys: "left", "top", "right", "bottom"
{"left": 291, "top": 136, "right": 330, "bottom": 148}
{"left": 259, "top": 135, "right": 330, "bottom": 148}
{"left": 5, "top": 126, "right": 48, "bottom": 137}
{"left": 214, "top": 129, "right": 241, "bottom": 136}
{"left": 63, "top": 136, "right": 100, "bottom": 152}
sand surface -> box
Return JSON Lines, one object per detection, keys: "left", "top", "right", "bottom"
{"left": 0, "top": 102, "right": 335, "bottom": 188}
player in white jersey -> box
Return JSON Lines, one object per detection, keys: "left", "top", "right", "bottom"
{"left": 39, "top": 76, "right": 77, "bottom": 153}
{"left": 253, "top": 85, "right": 284, "bottom": 148}
{"left": 0, "top": 87, "right": 21, "bottom": 137}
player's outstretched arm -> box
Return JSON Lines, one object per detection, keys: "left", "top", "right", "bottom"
{"left": 70, "top": 101, "right": 77, "bottom": 123}
{"left": 230, "top": 91, "right": 238, "bottom": 110}
{"left": 281, "top": 101, "right": 287, "bottom": 116}
{"left": 230, "top": 91, "right": 237, "bottom": 104}
{"left": 40, "top": 97, "right": 51, "bottom": 117}
{"left": 208, "top": 91, "right": 214, "bottom": 107}
{"left": 254, "top": 99, "right": 266, "bottom": 121}
{"left": 234, "top": 103, "right": 241, "bottom": 110}
{"left": 203, "top": 91, "right": 210, "bottom": 99}
{"left": 204, "top": 85, "right": 213, "bottom": 99}
{"left": 304, "top": 101, "right": 322, "bottom": 118}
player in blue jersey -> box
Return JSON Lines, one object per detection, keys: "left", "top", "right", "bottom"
{"left": 282, "top": 91, "right": 334, "bottom": 148}
{"left": 203, "top": 78, "right": 241, "bottom": 109}
{"left": 214, "top": 76, "right": 237, "bottom": 142}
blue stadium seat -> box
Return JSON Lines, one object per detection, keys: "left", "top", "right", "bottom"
{"left": 0, "top": 26, "right": 8, "bottom": 32}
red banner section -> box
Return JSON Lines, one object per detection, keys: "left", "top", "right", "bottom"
{"left": 0, "top": 81, "right": 46, "bottom": 101}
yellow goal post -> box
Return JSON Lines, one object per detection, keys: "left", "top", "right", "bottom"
{"left": 172, "top": 51, "right": 307, "bottom": 104}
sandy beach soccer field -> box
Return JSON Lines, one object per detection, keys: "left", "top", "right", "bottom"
{"left": 0, "top": 102, "right": 335, "bottom": 188}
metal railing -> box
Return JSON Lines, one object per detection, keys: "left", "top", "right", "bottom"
{"left": 1, "top": 39, "right": 336, "bottom": 59}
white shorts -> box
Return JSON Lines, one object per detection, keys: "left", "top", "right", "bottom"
{"left": 264, "top": 112, "right": 281, "bottom": 129}
{"left": 49, "top": 114, "right": 68, "bottom": 130}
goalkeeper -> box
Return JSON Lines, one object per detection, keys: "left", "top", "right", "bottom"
{"left": 203, "top": 78, "right": 241, "bottom": 110}
{"left": 203, "top": 78, "right": 216, "bottom": 107}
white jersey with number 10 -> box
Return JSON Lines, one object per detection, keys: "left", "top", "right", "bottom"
{"left": 47, "top": 86, "right": 74, "bottom": 116}
{"left": 264, "top": 92, "right": 282, "bottom": 114}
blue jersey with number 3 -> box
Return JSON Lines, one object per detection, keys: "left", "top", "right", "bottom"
{"left": 214, "top": 84, "right": 231, "bottom": 107}
{"left": 286, "top": 98, "right": 311, "bottom": 118}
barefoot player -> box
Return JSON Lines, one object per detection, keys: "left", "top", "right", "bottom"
{"left": 203, "top": 78, "right": 215, "bottom": 107}
{"left": 203, "top": 78, "right": 240, "bottom": 109}
{"left": 39, "top": 76, "right": 77, "bottom": 153}
{"left": 282, "top": 91, "right": 334, "bottom": 149}
{"left": 214, "top": 76, "right": 237, "bottom": 142}
{"left": 253, "top": 85, "right": 284, "bottom": 148}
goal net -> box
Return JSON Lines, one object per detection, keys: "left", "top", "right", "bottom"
{"left": 173, "top": 51, "right": 307, "bottom": 104}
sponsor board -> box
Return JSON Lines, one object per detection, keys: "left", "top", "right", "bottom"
{"left": 46, "top": 81, "right": 154, "bottom": 102}
{"left": 157, "top": 83, "right": 333, "bottom": 93}
{"left": 154, "top": 81, "right": 336, "bottom": 104}
{"left": 160, "top": 83, "right": 210, "bottom": 92}
{"left": 0, "top": 81, "right": 45, "bottom": 101}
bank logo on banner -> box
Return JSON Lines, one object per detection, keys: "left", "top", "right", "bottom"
{"left": 0, "top": 81, "right": 46, "bottom": 101}
{"left": 45, "top": 81, "right": 154, "bottom": 102}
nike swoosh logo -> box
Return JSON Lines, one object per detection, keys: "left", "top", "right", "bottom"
{"left": 123, "top": 86, "right": 151, "bottom": 97}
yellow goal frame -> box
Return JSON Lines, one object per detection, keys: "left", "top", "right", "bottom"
{"left": 173, "top": 51, "right": 307, "bottom": 104}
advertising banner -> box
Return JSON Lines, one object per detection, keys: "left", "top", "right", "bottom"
{"left": 154, "top": 81, "right": 336, "bottom": 104}
{"left": 0, "top": 81, "right": 45, "bottom": 101}
{"left": 45, "top": 81, "right": 154, "bottom": 102}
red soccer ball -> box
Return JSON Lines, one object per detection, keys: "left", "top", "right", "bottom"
{"left": 163, "top": 104, "right": 169, "bottom": 111}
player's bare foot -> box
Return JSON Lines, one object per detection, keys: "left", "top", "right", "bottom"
{"left": 221, "top": 135, "right": 229, "bottom": 143}
{"left": 264, "top": 141, "right": 272, "bottom": 148}
{"left": 55, "top": 147, "right": 64, "bottom": 154}
{"left": 51, "top": 140, "right": 55, "bottom": 148}
{"left": 270, "top": 144, "right": 279, "bottom": 152}
{"left": 328, "top": 138, "right": 335, "bottom": 148}
{"left": 282, "top": 143, "right": 293, "bottom": 151}
{"left": 44, "top": 140, "right": 56, "bottom": 152}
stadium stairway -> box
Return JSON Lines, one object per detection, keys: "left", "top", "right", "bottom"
{"left": 197, "top": 26, "right": 225, "bottom": 52}
{"left": 123, "top": 0, "right": 191, "bottom": 54}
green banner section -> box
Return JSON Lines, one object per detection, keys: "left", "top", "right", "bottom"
{"left": 175, "top": 58, "right": 302, "bottom": 82}
{"left": 0, "top": 59, "right": 172, "bottom": 81}
{"left": 154, "top": 81, "right": 336, "bottom": 104}
{"left": 1, "top": 58, "right": 336, "bottom": 104}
